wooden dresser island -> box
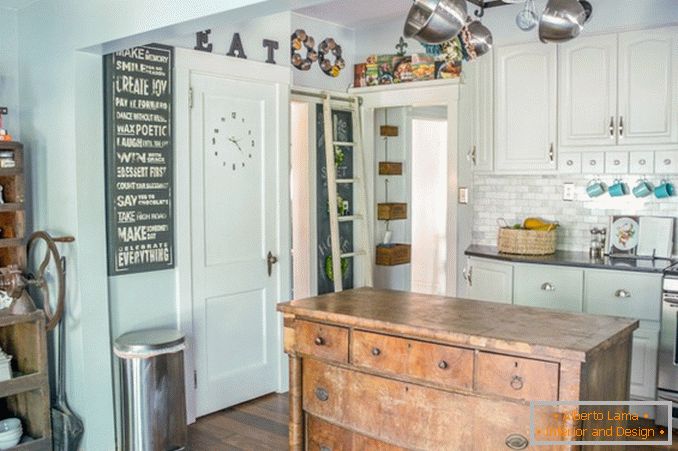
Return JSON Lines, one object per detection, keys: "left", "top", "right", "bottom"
{"left": 278, "top": 288, "right": 639, "bottom": 450}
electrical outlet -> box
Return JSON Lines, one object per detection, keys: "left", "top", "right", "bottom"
{"left": 458, "top": 187, "right": 469, "bottom": 204}
{"left": 563, "top": 183, "right": 576, "bottom": 201}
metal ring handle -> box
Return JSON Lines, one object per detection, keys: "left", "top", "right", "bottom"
{"left": 506, "top": 434, "right": 529, "bottom": 450}
{"left": 510, "top": 375, "right": 524, "bottom": 390}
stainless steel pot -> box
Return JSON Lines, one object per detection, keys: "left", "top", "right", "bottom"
{"left": 464, "top": 20, "right": 493, "bottom": 58}
{"left": 404, "top": 0, "right": 468, "bottom": 44}
{"left": 539, "top": 0, "right": 587, "bottom": 43}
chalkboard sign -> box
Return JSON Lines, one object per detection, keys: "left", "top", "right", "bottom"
{"left": 104, "top": 44, "right": 174, "bottom": 275}
{"left": 316, "top": 105, "right": 354, "bottom": 294}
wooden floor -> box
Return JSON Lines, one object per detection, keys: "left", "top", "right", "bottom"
{"left": 189, "top": 393, "right": 678, "bottom": 450}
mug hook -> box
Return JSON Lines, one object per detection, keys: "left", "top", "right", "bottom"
{"left": 474, "top": 1, "right": 485, "bottom": 18}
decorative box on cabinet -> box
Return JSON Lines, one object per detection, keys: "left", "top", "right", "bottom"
{"left": 378, "top": 162, "right": 403, "bottom": 175}
{"left": 494, "top": 43, "right": 557, "bottom": 172}
{"left": 376, "top": 244, "right": 411, "bottom": 266}
{"left": 377, "top": 203, "right": 407, "bottom": 220}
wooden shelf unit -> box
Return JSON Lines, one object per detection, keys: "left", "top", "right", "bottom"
{"left": 0, "top": 142, "right": 26, "bottom": 268}
{"left": 0, "top": 311, "right": 51, "bottom": 450}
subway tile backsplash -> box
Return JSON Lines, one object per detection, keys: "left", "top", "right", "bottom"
{"left": 472, "top": 174, "right": 678, "bottom": 256}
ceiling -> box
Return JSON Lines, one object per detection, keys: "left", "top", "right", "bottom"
{"left": 294, "top": 0, "right": 413, "bottom": 28}
{"left": 0, "top": 0, "right": 39, "bottom": 9}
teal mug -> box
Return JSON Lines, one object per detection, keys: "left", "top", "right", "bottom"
{"left": 632, "top": 179, "right": 654, "bottom": 198}
{"left": 586, "top": 179, "right": 606, "bottom": 198}
{"left": 608, "top": 179, "right": 628, "bottom": 197}
{"left": 655, "top": 179, "right": 675, "bottom": 199}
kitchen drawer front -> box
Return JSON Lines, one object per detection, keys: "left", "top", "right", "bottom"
{"left": 476, "top": 352, "right": 560, "bottom": 401}
{"left": 295, "top": 320, "right": 349, "bottom": 363}
{"left": 558, "top": 153, "right": 581, "bottom": 174}
{"left": 303, "top": 358, "right": 473, "bottom": 449}
{"left": 307, "top": 415, "right": 406, "bottom": 451}
{"left": 514, "top": 265, "right": 584, "bottom": 312}
{"left": 605, "top": 151, "right": 629, "bottom": 174}
{"left": 303, "top": 359, "right": 565, "bottom": 450}
{"left": 581, "top": 151, "right": 605, "bottom": 174}
{"left": 584, "top": 270, "right": 662, "bottom": 321}
{"left": 655, "top": 151, "right": 678, "bottom": 174}
{"left": 629, "top": 151, "right": 654, "bottom": 174}
{"left": 352, "top": 330, "right": 474, "bottom": 389}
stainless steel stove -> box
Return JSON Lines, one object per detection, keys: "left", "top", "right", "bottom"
{"left": 658, "top": 262, "right": 678, "bottom": 429}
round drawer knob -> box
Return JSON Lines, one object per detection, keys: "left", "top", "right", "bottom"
{"left": 566, "top": 160, "right": 574, "bottom": 166}
{"left": 510, "top": 375, "right": 524, "bottom": 390}
{"left": 314, "top": 336, "right": 325, "bottom": 346}
{"left": 614, "top": 159, "right": 621, "bottom": 165}
{"left": 590, "top": 160, "right": 597, "bottom": 166}
{"left": 371, "top": 347, "right": 381, "bottom": 356}
{"left": 505, "top": 434, "right": 529, "bottom": 450}
{"left": 315, "top": 387, "right": 329, "bottom": 402}
{"left": 320, "top": 447, "right": 331, "bottom": 451}
{"left": 665, "top": 159, "right": 672, "bottom": 166}
{"left": 639, "top": 159, "right": 646, "bottom": 165}
{"left": 615, "top": 289, "right": 631, "bottom": 299}
{"left": 438, "top": 360, "right": 449, "bottom": 370}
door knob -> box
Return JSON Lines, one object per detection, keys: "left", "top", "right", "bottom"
{"left": 267, "top": 251, "right": 278, "bottom": 276}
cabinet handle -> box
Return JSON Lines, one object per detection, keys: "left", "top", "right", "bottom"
{"left": 613, "top": 159, "right": 621, "bottom": 166}
{"left": 609, "top": 116, "right": 615, "bottom": 138}
{"left": 541, "top": 282, "right": 555, "bottom": 292}
{"left": 590, "top": 159, "right": 597, "bottom": 166}
{"left": 468, "top": 145, "right": 477, "bottom": 166}
{"left": 315, "top": 387, "right": 329, "bottom": 402}
{"left": 566, "top": 159, "right": 574, "bottom": 166}
{"left": 510, "top": 375, "right": 524, "bottom": 390}
{"left": 665, "top": 159, "right": 672, "bottom": 166}
{"left": 320, "top": 447, "right": 331, "bottom": 451}
{"left": 371, "top": 347, "right": 381, "bottom": 356}
{"left": 438, "top": 360, "right": 449, "bottom": 370}
{"left": 548, "top": 143, "right": 554, "bottom": 162}
{"left": 615, "top": 289, "right": 631, "bottom": 299}
{"left": 314, "top": 336, "right": 326, "bottom": 346}
{"left": 639, "top": 159, "right": 646, "bottom": 166}
{"left": 619, "top": 116, "right": 624, "bottom": 137}
{"left": 505, "top": 434, "right": 529, "bottom": 450}
{"left": 464, "top": 266, "right": 473, "bottom": 287}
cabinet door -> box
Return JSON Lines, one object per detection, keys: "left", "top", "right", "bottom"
{"left": 618, "top": 27, "right": 678, "bottom": 145}
{"left": 630, "top": 322, "right": 660, "bottom": 400}
{"left": 466, "top": 258, "right": 513, "bottom": 304}
{"left": 559, "top": 34, "right": 618, "bottom": 147}
{"left": 495, "top": 44, "right": 557, "bottom": 172}
{"left": 513, "top": 264, "right": 584, "bottom": 312}
{"left": 470, "top": 52, "right": 494, "bottom": 172}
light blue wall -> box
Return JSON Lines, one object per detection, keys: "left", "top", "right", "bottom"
{"left": 15, "top": 1, "right": 331, "bottom": 449}
{"left": 0, "top": 7, "right": 19, "bottom": 137}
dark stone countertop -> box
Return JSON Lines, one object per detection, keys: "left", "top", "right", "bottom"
{"left": 465, "top": 244, "right": 675, "bottom": 274}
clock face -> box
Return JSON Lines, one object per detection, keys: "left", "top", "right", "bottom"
{"left": 209, "top": 107, "right": 257, "bottom": 172}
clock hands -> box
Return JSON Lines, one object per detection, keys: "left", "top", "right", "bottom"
{"left": 228, "top": 136, "right": 244, "bottom": 153}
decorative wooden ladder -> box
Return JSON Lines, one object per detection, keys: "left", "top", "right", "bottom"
{"left": 322, "top": 94, "right": 373, "bottom": 292}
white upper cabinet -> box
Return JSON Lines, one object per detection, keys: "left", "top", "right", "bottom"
{"left": 469, "top": 51, "right": 494, "bottom": 172}
{"left": 618, "top": 27, "right": 678, "bottom": 146}
{"left": 559, "top": 34, "right": 618, "bottom": 147}
{"left": 495, "top": 43, "right": 557, "bottom": 172}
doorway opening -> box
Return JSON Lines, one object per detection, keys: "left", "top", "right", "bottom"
{"left": 410, "top": 113, "right": 448, "bottom": 296}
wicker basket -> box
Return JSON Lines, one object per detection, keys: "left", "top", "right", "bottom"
{"left": 497, "top": 228, "right": 557, "bottom": 255}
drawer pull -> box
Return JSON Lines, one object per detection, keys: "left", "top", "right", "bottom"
{"left": 505, "top": 434, "right": 529, "bottom": 450}
{"left": 541, "top": 282, "right": 555, "bottom": 292}
{"left": 315, "top": 387, "right": 329, "bottom": 402}
{"left": 639, "top": 159, "right": 647, "bottom": 166}
{"left": 314, "top": 336, "right": 326, "bottom": 346}
{"left": 438, "top": 360, "right": 449, "bottom": 370}
{"left": 320, "top": 447, "right": 331, "bottom": 451}
{"left": 665, "top": 159, "right": 672, "bottom": 166}
{"left": 510, "top": 375, "right": 524, "bottom": 390}
{"left": 615, "top": 289, "right": 631, "bottom": 299}
{"left": 371, "top": 347, "right": 381, "bottom": 356}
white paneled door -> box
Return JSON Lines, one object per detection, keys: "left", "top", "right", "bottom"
{"left": 189, "top": 71, "right": 282, "bottom": 417}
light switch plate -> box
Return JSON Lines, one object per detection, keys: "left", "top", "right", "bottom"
{"left": 563, "top": 183, "right": 575, "bottom": 201}
{"left": 458, "top": 187, "right": 469, "bottom": 204}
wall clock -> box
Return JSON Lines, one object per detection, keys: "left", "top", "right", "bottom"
{"left": 209, "top": 108, "right": 256, "bottom": 171}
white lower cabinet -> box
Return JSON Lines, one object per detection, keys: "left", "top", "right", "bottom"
{"left": 465, "top": 258, "right": 513, "bottom": 304}
{"left": 514, "top": 264, "right": 583, "bottom": 312}
{"left": 465, "top": 257, "right": 662, "bottom": 401}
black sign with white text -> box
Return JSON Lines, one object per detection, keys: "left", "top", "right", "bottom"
{"left": 104, "top": 44, "right": 174, "bottom": 275}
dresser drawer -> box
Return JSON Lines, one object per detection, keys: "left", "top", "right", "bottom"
{"left": 295, "top": 320, "right": 349, "bottom": 363}
{"left": 584, "top": 270, "right": 662, "bottom": 321}
{"left": 514, "top": 264, "right": 584, "bottom": 312}
{"left": 307, "top": 416, "right": 406, "bottom": 451}
{"left": 352, "top": 330, "right": 473, "bottom": 389}
{"left": 476, "top": 352, "right": 559, "bottom": 401}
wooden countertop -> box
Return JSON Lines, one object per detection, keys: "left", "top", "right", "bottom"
{"left": 278, "top": 288, "right": 638, "bottom": 362}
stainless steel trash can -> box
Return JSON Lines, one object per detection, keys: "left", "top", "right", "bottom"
{"left": 114, "top": 329, "right": 187, "bottom": 451}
